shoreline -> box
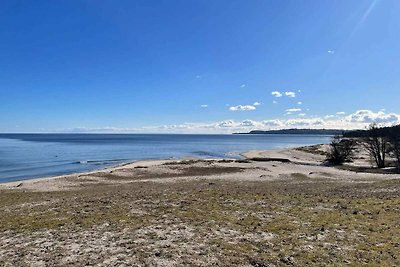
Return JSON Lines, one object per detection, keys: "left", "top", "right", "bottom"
{"left": 0, "top": 144, "right": 314, "bottom": 188}
{"left": 0, "top": 146, "right": 277, "bottom": 187}
{"left": 0, "top": 146, "right": 291, "bottom": 190}
{"left": 0, "top": 158, "right": 173, "bottom": 189}
{"left": 1, "top": 144, "right": 399, "bottom": 266}
{"left": 2, "top": 144, "right": 399, "bottom": 192}
{"left": 0, "top": 133, "right": 333, "bottom": 186}
{"left": 0, "top": 143, "right": 328, "bottom": 187}
{"left": 0, "top": 154, "right": 244, "bottom": 187}
{"left": 0, "top": 156, "right": 241, "bottom": 190}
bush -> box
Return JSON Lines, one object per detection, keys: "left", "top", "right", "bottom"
{"left": 326, "top": 136, "right": 356, "bottom": 165}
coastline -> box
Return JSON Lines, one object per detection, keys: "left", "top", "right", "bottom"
{"left": 1, "top": 144, "right": 399, "bottom": 266}
{"left": 0, "top": 144, "right": 308, "bottom": 189}
{"left": 1, "top": 144, "right": 398, "bottom": 192}
{"left": 0, "top": 145, "right": 325, "bottom": 190}
{"left": 0, "top": 158, "right": 173, "bottom": 191}
{"left": 0, "top": 133, "right": 333, "bottom": 185}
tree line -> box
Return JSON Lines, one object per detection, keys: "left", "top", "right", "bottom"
{"left": 326, "top": 124, "right": 400, "bottom": 170}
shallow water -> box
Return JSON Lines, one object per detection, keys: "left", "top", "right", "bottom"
{"left": 0, "top": 134, "right": 331, "bottom": 182}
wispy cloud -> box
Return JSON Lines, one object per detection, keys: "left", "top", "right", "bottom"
{"left": 285, "top": 91, "right": 296, "bottom": 97}
{"left": 297, "top": 101, "right": 302, "bottom": 105}
{"left": 271, "top": 91, "right": 282, "bottom": 97}
{"left": 60, "top": 110, "right": 400, "bottom": 134}
{"left": 285, "top": 108, "right": 302, "bottom": 115}
{"left": 229, "top": 105, "right": 256, "bottom": 111}
{"left": 240, "top": 84, "right": 246, "bottom": 88}
{"left": 350, "top": 0, "right": 380, "bottom": 38}
{"left": 346, "top": 109, "right": 400, "bottom": 124}
{"left": 286, "top": 108, "right": 302, "bottom": 112}
{"left": 273, "top": 90, "right": 297, "bottom": 98}
{"left": 327, "top": 50, "right": 335, "bottom": 54}
{"left": 228, "top": 100, "right": 261, "bottom": 111}
{"left": 200, "top": 104, "right": 208, "bottom": 108}
{"left": 325, "top": 115, "right": 336, "bottom": 119}
{"left": 62, "top": 110, "right": 400, "bottom": 134}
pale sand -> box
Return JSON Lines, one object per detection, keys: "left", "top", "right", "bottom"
{"left": 0, "top": 159, "right": 173, "bottom": 192}
{"left": 1, "top": 145, "right": 398, "bottom": 192}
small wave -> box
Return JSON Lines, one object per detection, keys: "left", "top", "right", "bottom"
{"left": 191, "top": 151, "right": 225, "bottom": 158}
{"left": 74, "top": 159, "right": 128, "bottom": 165}
{"left": 224, "top": 151, "right": 244, "bottom": 159}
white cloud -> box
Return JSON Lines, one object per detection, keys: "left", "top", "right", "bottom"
{"left": 286, "top": 118, "right": 324, "bottom": 127}
{"left": 297, "top": 101, "right": 302, "bottom": 105}
{"left": 325, "top": 115, "right": 336, "bottom": 119}
{"left": 345, "top": 110, "right": 400, "bottom": 124}
{"left": 228, "top": 102, "right": 261, "bottom": 111}
{"left": 286, "top": 108, "right": 302, "bottom": 112}
{"left": 61, "top": 110, "right": 400, "bottom": 134}
{"left": 229, "top": 105, "right": 256, "bottom": 111}
{"left": 336, "top": 112, "right": 346, "bottom": 115}
{"left": 272, "top": 100, "right": 278, "bottom": 104}
{"left": 262, "top": 120, "right": 282, "bottom": 127}
{"left": 200, "top": 104, "right": 208, "bottom": 108}
{"left": 272, "top": 91, "right": 296, "bottom": 98}
{"left": 151, "top": 110, "right": 399, "bottom": 133}
{"left": 240, "top": 84, "right": 246, "bottom": 88}
{"left": 328, "top": 50, "right": 335, "bottom": 54}
{"left": 240, "top": 120, "right": 258, "bottom": 127}
{"left": 217, "top": 120, "right": 236, "bottom": 128}
{"left": 285, "top": 91, "right": 296, "bottom": 97}
{"left": 271, "top": 91, "right": 283, "bottom": 97}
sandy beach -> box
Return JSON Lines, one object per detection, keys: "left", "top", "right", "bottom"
{"left": 1, "top": 144, "right": 399, "bottom": 266}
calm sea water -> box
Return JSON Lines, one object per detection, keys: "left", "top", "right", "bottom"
{"left": 0, "top": 134, "right": 331, "bottom": 183}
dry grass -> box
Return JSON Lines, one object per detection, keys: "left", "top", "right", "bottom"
{"left": 296, "top": 145, "right": 328, "bottom": 156}
{"left": 1, "top": 164, "right": 399, "bottom": 266}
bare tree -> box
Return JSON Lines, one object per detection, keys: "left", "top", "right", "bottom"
{"left": 361, "top": 123, "right": 389, "bottom": 168}
{"left": 326, "top": 135, "right": 356, "bottom": 165}
{"left": 388, "top": 135, "right": 400, "bottom": 169}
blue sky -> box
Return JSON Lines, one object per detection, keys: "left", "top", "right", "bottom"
{"left": 1, "top": 0, "right": 399, "bottom": 133}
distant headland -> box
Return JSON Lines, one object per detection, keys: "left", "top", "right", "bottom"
{"left": 234, "top": 129, "right": 346, "bottom": 135}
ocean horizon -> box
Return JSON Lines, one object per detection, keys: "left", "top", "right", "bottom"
{"left": 0, "top": 133, "right": 331, "bottom": 183}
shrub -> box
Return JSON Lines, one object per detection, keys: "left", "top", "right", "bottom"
{"left": 326, "top": 136, "right": 356, "bottom": 165}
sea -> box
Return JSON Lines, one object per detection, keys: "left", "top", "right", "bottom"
{"left": 0, "top": 134, "right": 332, "bottom": 183}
